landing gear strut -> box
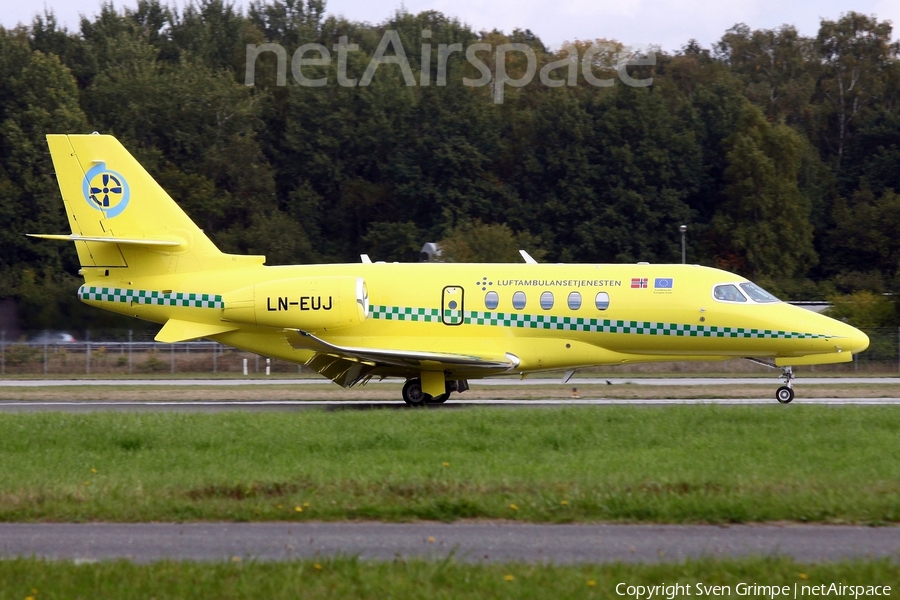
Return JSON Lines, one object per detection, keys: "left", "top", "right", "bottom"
{"left": 744, "top": 359, "right": 797, "bottom": 404}
{"left": 776, "top": 367, "right": 794, "bottom": 404}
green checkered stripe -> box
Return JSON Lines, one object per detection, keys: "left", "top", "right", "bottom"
{"left": 443, "top": 309, "right": 463, "bottom": 324}
{"left": 466, "top": 310, "right": 827, "bottom": 338}
{"left": 370, "top": 304, "right": 441, "bottom": 322}
{"left": 79, "top": 286, "right": 223, "bottom": 309}
{"left": 369, "top": 305, "right": 829, "bottom": 339}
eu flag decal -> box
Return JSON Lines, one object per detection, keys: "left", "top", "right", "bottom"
{"left": 654, "top": 278, "right": 674, "bottom": 289}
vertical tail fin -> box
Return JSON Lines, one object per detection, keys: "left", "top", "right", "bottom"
{"left": 39, "top": 134, "right": 263, "bottom": 279}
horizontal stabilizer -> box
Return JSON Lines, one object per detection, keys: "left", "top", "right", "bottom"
{"left": 155, "top": 319, "right": 239, "bottom": 343}
{"left": 27, "top": 234, "right": 183, "bottom": 247}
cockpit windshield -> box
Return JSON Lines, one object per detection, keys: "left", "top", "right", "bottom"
{"left": 713, "top": 281, "right": 781, "bottom": 304}
{"left": 739, "top": 282, "right": 780, "bottom": 303}
{"left": 713, "top": 284, "right": 747, "bottom": 302}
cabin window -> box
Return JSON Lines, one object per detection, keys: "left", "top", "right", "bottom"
{"left": 740, "top": 282, "right": 779, "bottom": 303}
{"left": 713, "top": 284, "right": 747, "bottom": 302}
{"left": 540, "top": 291, "right": 554, "bottom": 310}
{"left": 512, "top": 291, "right": 527, "bottom": 310}
{"left": 484, "top": 291, "right": 499, "bottom": 310}
{"left": 595, "top": 292, "right": 610, "bottom": 311}
{"left": 567, "top": 291, "right": 582, "bottom": 310}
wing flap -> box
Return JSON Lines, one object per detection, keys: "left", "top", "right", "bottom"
{"left": 286, "top": 330, "right": 515, "bottom": 369}
{"left": 285, "top": 330, "right": 517, "bottom": 387}
{"left": 306, "top": 353, "right": 379, "bottom": 387}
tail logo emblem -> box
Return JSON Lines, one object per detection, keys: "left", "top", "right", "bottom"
{"left": 82, "top": 163, "right": 130, "bottom": 218}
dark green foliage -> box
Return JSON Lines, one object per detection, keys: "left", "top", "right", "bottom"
{"left": 710, "top": 102, "right": 817, "bottom": 278}
{"left": 826, "top": 290, "right": 898, "bottom": 328}
{"left": 1, "top": 4, "right": 899, "bottom": 328}
{"left": 827, "top": 187, "right": 900, "bottom": 282}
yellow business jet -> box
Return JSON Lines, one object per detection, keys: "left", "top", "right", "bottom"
{"left": 31, "top": 134, "right": 869, "bottom": 404}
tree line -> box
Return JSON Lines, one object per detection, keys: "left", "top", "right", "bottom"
{"left": 0, "top": 0, "right": 898, "bottom": 329}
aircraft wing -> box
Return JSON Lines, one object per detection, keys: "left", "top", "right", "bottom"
{"left": 285, "top": 330, "right": 517, "bottom": 387}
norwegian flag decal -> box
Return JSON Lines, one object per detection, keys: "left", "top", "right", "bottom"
{"left": 631, "top": 278, "right": 648, "bottom": 289}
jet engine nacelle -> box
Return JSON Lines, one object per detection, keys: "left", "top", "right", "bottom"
{"left": 223, "top": 276, "right": 368, "bottom": 331}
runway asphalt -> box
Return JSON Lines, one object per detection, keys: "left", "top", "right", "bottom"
{"left": 1, "top": 377, "right": 898, "bottom": 386}
{"left": 0, "top": 398, "right": 899, "bottom": 411}
{"left": 1, "top": 522, "right": 897, "bottom": 563}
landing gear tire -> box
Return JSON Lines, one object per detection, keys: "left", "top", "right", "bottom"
{"left": 776, "top": 386, "right": 794, "bottom": 404}
{"left": 402, "top": 378, "right": 431, "bottom": 407}
{"left": 428, "top": 380, "right": 464, "bottom": 404}
{"left": 428, "top": 392, "right": 450, "bottom": 404}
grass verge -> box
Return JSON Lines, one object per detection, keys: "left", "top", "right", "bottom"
{"left": 0, "top": 557, "right": 897, "bottom": 600}
{"left": 0, "top": 406, "right": 898, "bottom": 523}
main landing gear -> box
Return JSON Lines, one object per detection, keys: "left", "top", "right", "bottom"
{"left": 401, "top": 378, "right": 468, "bottom": 406}
{"left": 775, "top": 367, "right": 795, "bottom": 404}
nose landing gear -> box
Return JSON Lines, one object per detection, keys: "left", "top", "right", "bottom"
{"left": 775, "top": 367, "right": 794, "bottom": 404}
{"left": 744, "top": 359, "right": 797, "bottom": 403}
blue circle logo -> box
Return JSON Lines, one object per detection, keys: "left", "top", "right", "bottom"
{"left": 82, "top": 163, "right": 130, "bottom": 218}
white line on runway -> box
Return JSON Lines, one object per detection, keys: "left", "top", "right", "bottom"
{"left": 1, "top": 398, "right": 899, "bottom": 409}
{"left": 2, "top": 377, "right": 899, "bottom": 387}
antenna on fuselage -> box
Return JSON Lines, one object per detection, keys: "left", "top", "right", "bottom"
{"left": 519, "top": 249, "right": 538, "bottom": 264}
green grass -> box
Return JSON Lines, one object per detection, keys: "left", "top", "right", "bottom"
{"left": 0, "top": 557, "right": 897, "bottom": 600}
{"left": 0, "top": 406, "right": 898, "bottom": 523}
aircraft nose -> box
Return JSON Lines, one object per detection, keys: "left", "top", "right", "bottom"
{"left": 807, "top": 309, "right": 869, "bottom": 355}
{"left": 846, "top": 326, "right": 869, "bottom": 354}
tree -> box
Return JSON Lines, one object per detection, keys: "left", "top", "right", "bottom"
{"left": 826, "top": 187, "right": 900, "bottom": 286}
{"left": 503, "top": 83, "right": 699, "bottom": 263}
{"left": 437, "top": 221, "right": 543, "bottom": 263}
{"left": 815, "top": 13, "right": 899, "bottom": 169}
{"left": 361, "top": 221, "right": 423, "bottom": 262}
{"left": 247, "top": 0, "right": 323, "bottom": 47}
{"left": 715, "top": 24, "right": 817, "bottom": 126}
{"left": 709, "top": 102, "right": 817, "bottom": 280}
{"left": 838, "top": 107, "right": 900, "bottom": 197}
{"left": 826, "top": 290, "right": 897, "bottom": 327}
{"left": 0, "top": 34, "right": 91, "bottom": 328}
{"left": 81, "top": 35, "right": 276, "bottom": 251}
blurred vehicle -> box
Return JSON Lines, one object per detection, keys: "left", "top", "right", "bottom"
{"left": 29, "top": 331, "right": 77, "bottom": 344}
